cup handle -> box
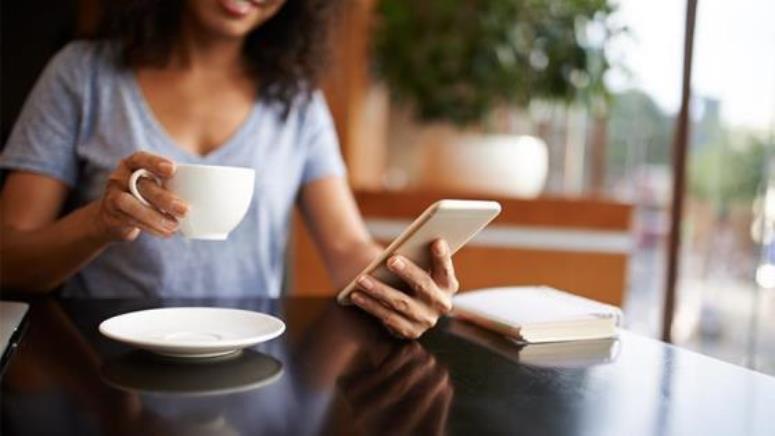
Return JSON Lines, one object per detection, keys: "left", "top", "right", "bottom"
{"left": 128, "top": 169, "right": 162, "bottom": 207}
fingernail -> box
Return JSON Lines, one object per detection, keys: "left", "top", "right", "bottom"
{"left": 172, "top": 201, "right": 188, "bottom": 216}
{"left": 159, "top": 162, "right": 174, "bottom": 174}
{"left": 351, "top": 292, "right": 362, "bottom": 303}
{"left": 389, "top": 257, "right": 405, "bottom": 271}
{"left": 162, "top": 219, "right": 178, "bottom": 230}
{"left": 433, "top": 240, "right": 447, "bottom": 256}
{"left": 357, "top": 276, "right": 373, "bottom": 290}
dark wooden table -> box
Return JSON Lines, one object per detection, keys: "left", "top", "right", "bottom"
{"left": 1, "top": 297, "right": 774, "bottom": 436}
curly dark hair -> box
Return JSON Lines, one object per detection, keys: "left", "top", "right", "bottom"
{"left": 97, "top": 0, "right": 341, "bottom": 111}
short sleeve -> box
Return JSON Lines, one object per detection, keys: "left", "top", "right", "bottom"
{"left": 299, "top": 91, "right": 347, "bottom": 184}
{"left": 0, "top": 42, "right": 91, "bottom": 187}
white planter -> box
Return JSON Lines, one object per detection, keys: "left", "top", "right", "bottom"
{"left": 420, "top": 134, "right": 548, "bottom": 197}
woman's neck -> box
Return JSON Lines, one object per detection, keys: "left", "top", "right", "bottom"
{"left": 170, "top": 18, "right": 247, "bottom": 76}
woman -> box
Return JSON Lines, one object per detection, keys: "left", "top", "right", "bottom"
{"left": 0, "top": 0, "right": 459, "bottom": 339}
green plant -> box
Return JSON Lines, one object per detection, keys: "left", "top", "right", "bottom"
{"left": 373, "top": 0, "right": 617, "bottom": 126}
{"left": 690, "top": 136, "right": 768, "bottom": 207}
{"left": 606, "top": 90, "right": 673, "bottom": 176}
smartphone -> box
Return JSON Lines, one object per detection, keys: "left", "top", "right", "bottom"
{"left": 337, "top": 199, "right": 502, "bottom": 304}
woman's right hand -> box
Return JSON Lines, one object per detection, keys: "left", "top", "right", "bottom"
{"left": 90, "top": 152, "right": 189, "bottom": 242}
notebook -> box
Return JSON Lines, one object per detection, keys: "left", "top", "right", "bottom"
{"left": 447, "top": 319, "right": 619, "bottom": 368}
{"left": 451, "top": 286, "right": 622, "bottom": 343}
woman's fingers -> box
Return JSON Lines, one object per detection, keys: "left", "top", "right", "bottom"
{"left": 93, "top": 152, "right": 181, "bottom": 241}
{"left": 115, "top": 210, "right": 168, "bottom": 239}
{"left": 106, "top": 165, "right": 132, "bottom": 191}
{"left": 119, "top": 152, "right": 185, "bottom": 219}
{"left": 116, "top": 225, "right": 142, "bottom": 242}
{"left": 356, "top": 276, "right": 437, "bottom": 329}
{"left": 352, "top": 244, "right": 461, "bottom": 339}
{"left": 122, "top": 152, "right": 175, "bottom": 178}
{"left": 386, "top": 255, "right": 453, "bottom": 314}
{"left": 351, "top": 291, "right": 422, "bottom": 339}
{"left": 136, "top": 179, "right": 188, "bottom": 218}
{"left": 430, "top": 239, "right": 459, "bottom": 292}
{"left": 110, "top": 191, "right": 178, "bottom": 237}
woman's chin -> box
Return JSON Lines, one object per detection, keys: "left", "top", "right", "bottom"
{"left": 189, "top": 11, "right": 260, "bottom": 40}
{"left": 204, "top": 21, "right": 258, "bottom": 40}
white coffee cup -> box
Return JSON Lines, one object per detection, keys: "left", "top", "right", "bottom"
{"left": 128, "top": 163, "right": 255, "bottom": 240}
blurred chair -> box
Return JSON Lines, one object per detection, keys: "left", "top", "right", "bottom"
{"left": 290, "top": 189, "right": 634, "bottom": 307}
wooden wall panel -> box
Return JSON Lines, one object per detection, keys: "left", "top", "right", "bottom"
{"left": 289, "top": 210, "right": 334, "bottom": 296}
{"left": 452, "top": 247, "right": 627, "bottom": 306}
{"left": 351, "top": 189, "right": 632, "bottom": 230}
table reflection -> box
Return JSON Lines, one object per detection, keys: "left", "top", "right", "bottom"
{"left": 101, "top": 350, "right": 283, "bottom": 397}
{"left": 336, "top": 342, "right": 453, "bottom": 436}
{"left": 98, "top": 351, "right": 282, "bottom": 435}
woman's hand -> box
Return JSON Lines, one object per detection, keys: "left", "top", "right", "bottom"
{"left": 90, "top": 151, "right": 188, "bottom": 242}
{"left": 350, "top": 239, "right": 459, "bottom": 339}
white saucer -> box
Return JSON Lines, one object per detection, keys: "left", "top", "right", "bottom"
{"left": 99, "top": 307, "right": 285, "bottom": 358}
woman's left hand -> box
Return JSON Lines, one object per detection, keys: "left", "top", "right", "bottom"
{"left": 350, "top": 239, "right": 460, "bottom": 339}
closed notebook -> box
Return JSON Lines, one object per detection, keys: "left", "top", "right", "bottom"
{"left": 447, "top": 319, "right": 619, "bottom": 368}
{"left": 452, "top": 286, "right": 622, "bottom": 343}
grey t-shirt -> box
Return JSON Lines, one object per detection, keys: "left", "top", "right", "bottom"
{"left": 0, "top": 41, "right": 346, "bottom": 298}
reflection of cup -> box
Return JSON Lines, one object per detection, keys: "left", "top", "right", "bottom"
{"left": 129, "top": 164, "right": 255, "bottom": 240}
{"left": 101, "top": 349, "right": 283, "bottom": 397}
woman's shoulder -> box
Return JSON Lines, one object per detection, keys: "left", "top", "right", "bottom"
{"left": 259, "top": 89, "right": 334, "bottom": 139}
{"left": 62, "top": 39, "right": 121, "bottom": 67}
{"left": 285, "top": 90, "right": 333, "bottom": 130}
{"left": 53, "top": 40, "right": 102, "bottom": 62}
{"left": 43, "top": 40, "right": 121, "bottom": 87}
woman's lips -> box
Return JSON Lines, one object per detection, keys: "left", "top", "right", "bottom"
{"left": 218, "top": 0, "right": 257, "bottom": 18}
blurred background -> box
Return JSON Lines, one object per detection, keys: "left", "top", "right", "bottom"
{"left": 2, "top": 0, "right": 774, "bottom": 375}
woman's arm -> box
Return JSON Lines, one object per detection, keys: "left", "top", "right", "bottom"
{"left": 0, "top": 153, "right": 187, "bottom": 293}
{"left": 298, "top": 177, "right": 459, "bottom": 339}
{"left": 297, "top": 176, "right": 382, "bottom": 288}
{"left": 0, "top": 172, "right": 110, "bottom": 292}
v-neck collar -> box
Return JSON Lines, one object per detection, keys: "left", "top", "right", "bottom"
{"left": 125, "top": 70, "right": 260, "bottom": 163}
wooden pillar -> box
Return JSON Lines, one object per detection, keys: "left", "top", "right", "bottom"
{"left": 322, "top": 0, "right": 387, "bottom": 190}
{"left": 663, "top": 0, "right": 699, "bottom": 343}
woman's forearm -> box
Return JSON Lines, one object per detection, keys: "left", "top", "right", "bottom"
{"left": 327, "top": 239, "right": 383, "bottom": 290}
{"left": 0, "top": 201, "right": 111, "bottom": 292}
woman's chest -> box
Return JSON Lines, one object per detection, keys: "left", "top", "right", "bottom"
{"left": 75, "top": 108, "right": 306, "bottom": 210}
{"left": 135, "top": 70, "right": 258, "bottom": 157}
